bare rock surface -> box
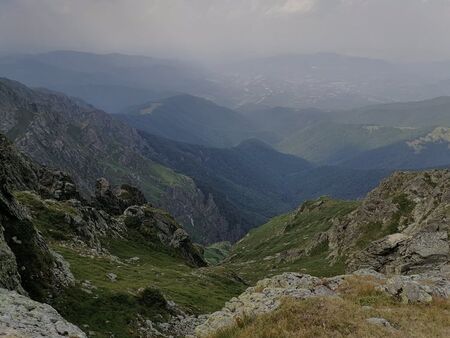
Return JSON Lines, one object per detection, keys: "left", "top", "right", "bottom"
{"left": 0, "top": 288, "right": 86, "bottom": 338}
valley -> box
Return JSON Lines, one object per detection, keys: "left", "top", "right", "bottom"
{"left": 1, "top": 116, "right": 449, "bottom": 336}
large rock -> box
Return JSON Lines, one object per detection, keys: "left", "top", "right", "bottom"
{"left": 61, "top": 197, "right": 126, "bottom": 253}
{"left": 0, "top": 288, "right": 86, "bottom": 338}
{"left": 381, "top": 272, "right": 450, "bottom": 303}
{"left": 37, "top": 169, "right": 81, "bottom": 201}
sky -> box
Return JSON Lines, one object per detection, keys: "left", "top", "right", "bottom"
{"left": 1, "top": 0, "right": 450, "bottom": 62}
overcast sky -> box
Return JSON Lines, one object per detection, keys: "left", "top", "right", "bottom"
{"left": 1, "top": 0, "right": 450, "bottom": 62}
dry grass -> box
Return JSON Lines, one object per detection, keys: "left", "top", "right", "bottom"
{"left": 210, "top": 276, "right": 450, "bottom": 338}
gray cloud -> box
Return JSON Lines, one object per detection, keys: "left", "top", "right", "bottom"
{"left": 1, "top": 0, "right": 450, "bottom": 61}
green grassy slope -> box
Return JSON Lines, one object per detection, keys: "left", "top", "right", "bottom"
{"left": 225, "top": 197, "right": 359, "bottom": 284}
{"left": 204, "top": 242, "right": 232, "bottom": 265}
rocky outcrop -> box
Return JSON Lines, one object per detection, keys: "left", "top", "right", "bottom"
{"left": 122, "top": 205, "right": 206, "bottom": 267}
{"left": 0, "top": 288, "right": 86, "bottom": 338}
{"left": 381, "top": 272, "right": 450, "bottom": 303}
{"left": 195, "top": 269, "right": 450, "bottom": 337}
{"left": 37, "top": 169, "right": 80, "bottom": 201}
{"left": 328, "top": 170, "right": 450, "bottom": 274}
{"left": 0, "top": 132, "right": 80, "bottom": 202}
{"left": 62, "top": 198, "right": 126, "bottom": 252}
{"left": 94, "top": 177, "right": 146, "bottom": 215}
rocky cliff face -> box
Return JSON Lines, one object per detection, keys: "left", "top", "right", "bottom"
{"left": 159, "top": 183, "right": 232, "bottom": 244}
{"left": 328, "top": 170, "right": 450, "bottom": 274}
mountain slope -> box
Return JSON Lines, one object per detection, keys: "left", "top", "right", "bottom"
{"left": 241, "top": 106, "right": 328, "bottom": 144}
{"left": 140, "top": 133, "right": 389, "bottom": 240}
{"left": 277, "top": 122, "right": 424, "bottom": 164}
{"left": 140, "top": 135, "right": 313, "bottom": 240}
{"left": 118, "top": 94, "right": 256, "bottom": 148}
{"left": 341, "top": 96, "right": 450, "bottom": 128}
{"left": 342, "top": 127, "right": 450, "bottom": 170}
{"left": 0, "top": 77, "right": 230, "bottom": 244}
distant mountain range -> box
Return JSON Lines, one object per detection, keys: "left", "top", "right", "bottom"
{"left": 0, "top": 51, "right": 216, "bottom": 112}
{"left": 3, "top": 51, "right": 450, "bottom": 112}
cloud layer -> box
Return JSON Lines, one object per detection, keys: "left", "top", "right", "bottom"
{"left": 1, "top": 0, "right": 450, "bottom": 61}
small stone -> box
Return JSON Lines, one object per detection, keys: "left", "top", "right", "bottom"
{"left": 106, "top": 273, "right": 117, "bottom": 282}
{"left": 366, "top": 317, "right": 393, "bottom": 329}
{"left": 11, "top": 236, "right": 22, "bottom": 245}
